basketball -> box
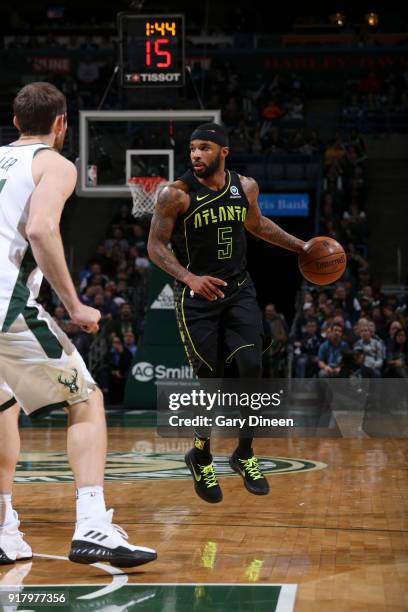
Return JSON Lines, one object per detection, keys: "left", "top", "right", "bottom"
{"left": 298, "top": 236, "right": 346, "bottom": 285}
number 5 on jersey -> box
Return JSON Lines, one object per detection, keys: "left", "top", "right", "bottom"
{"left": 218, "top": 226, "right": 232, "bottom": 260}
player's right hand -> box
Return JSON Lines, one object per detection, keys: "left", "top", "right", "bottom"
{"left": 184, "top": 273, "right": 227, "bottom": 301}
{"left": 69, "top": 304, "right": 101, "bottom": 333}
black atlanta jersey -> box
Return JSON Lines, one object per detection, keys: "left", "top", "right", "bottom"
{"left": 172, "top": 169, "right": 249, "bottom": 282}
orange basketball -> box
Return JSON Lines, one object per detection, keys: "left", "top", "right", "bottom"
{"left": 298, "top": 236, "right": 347, "bottom": 285}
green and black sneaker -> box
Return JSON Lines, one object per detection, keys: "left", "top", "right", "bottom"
{"left": 229, "top": 450, "right": 270, "bottom": 495}
{"left": 185, "top": 449, "right": 223, "bottom": 503}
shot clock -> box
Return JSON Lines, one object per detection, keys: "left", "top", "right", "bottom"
{"left": 118, "top": 14, "right": 185, "bottom": 87}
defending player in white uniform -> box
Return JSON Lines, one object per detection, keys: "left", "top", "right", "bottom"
{"left": 0, "top": 142, "right": 96, "bottom": 415}
{"left": 0, "top": 82, "right": 157, "bottom": 568}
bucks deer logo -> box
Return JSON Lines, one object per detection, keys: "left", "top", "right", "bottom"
{"left": 58, "top": 369, "right": 79, "bottom": 394}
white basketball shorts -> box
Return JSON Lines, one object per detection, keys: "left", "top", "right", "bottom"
{"left": 0, "top": 303, "right": 96, "bottom": 417}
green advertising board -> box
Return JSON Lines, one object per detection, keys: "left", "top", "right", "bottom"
{"left": 124, "top": 264, "right": 192, "bottom": 409}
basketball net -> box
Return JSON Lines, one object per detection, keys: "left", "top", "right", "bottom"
{"left": 128, "top": 177, "right": 167, "bottom": 218}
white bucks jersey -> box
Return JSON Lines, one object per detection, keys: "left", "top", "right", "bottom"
{"left": 0, "top": 143, "right": 49, "bottom": 332}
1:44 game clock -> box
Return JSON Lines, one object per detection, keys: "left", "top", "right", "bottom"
{"left": 118, "top": 14, "right": 185, "bottom": 87}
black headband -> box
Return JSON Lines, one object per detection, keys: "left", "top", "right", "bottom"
{"left": 190, "top": 127, "right": 229, "bottom": 147}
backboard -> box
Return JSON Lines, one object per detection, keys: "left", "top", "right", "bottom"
{"left": 76, "top": 109, "right": 221, "bottom": 198}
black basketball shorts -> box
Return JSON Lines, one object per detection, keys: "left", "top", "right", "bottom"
{"left": 174, "top": 272, "right": 264, "bottom": 375}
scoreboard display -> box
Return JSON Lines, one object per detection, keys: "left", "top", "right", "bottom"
{"left": 118, "top": 14, "right": 185, "bottom": 87}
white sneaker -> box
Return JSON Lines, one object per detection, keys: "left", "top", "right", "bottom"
{"left": 0, "top": 513, "right": 32, "bottom": 565}
{"left": 68, "top": 509, "right": 157, "bottom": 568}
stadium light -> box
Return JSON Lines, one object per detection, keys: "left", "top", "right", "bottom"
{"left": 330, "top": 13, "right": 346, "bottom": 27}
{"left": 366, "top": 12, "right": 379, "bottom": 27}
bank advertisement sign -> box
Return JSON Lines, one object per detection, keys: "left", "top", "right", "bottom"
{"left": 259, "top": 193, "right": 309, "bottom": 216}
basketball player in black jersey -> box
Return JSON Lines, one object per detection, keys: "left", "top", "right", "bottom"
{"left": 148, "top": 123, "right": 306, "bottom": 503}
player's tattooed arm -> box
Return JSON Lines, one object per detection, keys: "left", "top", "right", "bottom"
{"left": 147, "top": 185, "right": 192, "bottom": 282}
{"left": 148, "top": 184, "right": 227, "bottom": 300}
{"left": 242, "top": 176, "right": 305, "bottom": 253}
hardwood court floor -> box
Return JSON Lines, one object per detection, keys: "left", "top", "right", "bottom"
{"left": 5, "top": 427, "right": 408, "bottom": 611}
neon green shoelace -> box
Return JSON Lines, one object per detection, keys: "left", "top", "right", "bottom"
{"left": 240, "top": 456, "right": 263, "bottom": 480}
{"left": 200, "top": 463, "right": 219, "bottom": 488}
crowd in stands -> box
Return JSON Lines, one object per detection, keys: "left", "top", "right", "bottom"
{"left": 292, "top": 289, "right": 407, "bottom": 380}
{"left": 289, "top": 125, "right": 408, "bottom": 380}
{"left": 201, "top": 68, "right": 309, "bottom": 154}
{"left": 261, "top": 274, "right": 408, "bottom": 382}
{"left": 342, "top": 69, "right": 408, "bottom": 132}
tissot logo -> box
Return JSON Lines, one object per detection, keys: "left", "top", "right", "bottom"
{"left": 126, "top": 73, "right": 141, "bottom": 82}
{"left": 125, "top": 73, "right": 181, "bottom": 83}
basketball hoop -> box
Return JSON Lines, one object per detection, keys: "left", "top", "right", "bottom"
{"left": 127, "top": 176, "right": 167, "bottom": 218}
